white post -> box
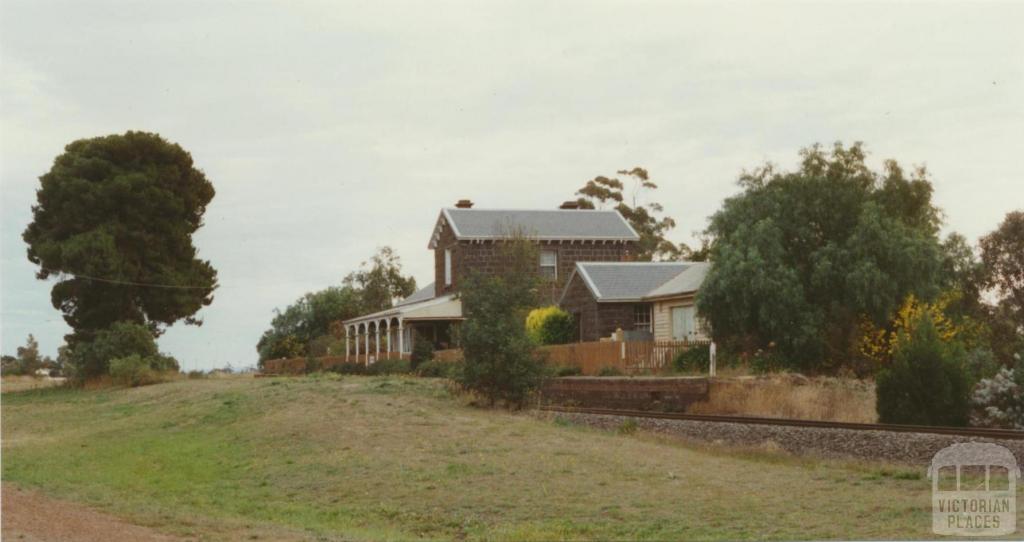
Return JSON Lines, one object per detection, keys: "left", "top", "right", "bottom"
{"left": 375, "top": 324, "right": 380, "bottom": 358}
{"left": 398, "top": 319, "right": 404, "bottom": 355}
{"left": 345, "top": 326, "right": 350, "bottom": 362}
{"left": 384, "top": 319, "right": 391, "bottom": 356}
{"left": 709, "top": 341, "right": 717, "bottom": 377}
{"left": 364, "top": 325, "right": 369, "bottom": 362}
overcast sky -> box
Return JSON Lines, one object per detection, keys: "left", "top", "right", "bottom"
{"left": 1, "top": 1, "right": 1022, "bottom": 370}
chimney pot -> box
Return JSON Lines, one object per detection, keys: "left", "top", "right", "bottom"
{"left": 559, "top": 201, "right": 580, "bottom": 210}
{"left": 455, "top": 199, "right": 474, "bottom": 208}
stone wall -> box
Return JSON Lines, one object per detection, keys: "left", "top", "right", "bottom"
{"left": 433, "top": 212, "right": 635, "bottom": 300}
{"left": 541, "top": 376, "right": 709, "bottom": 411}
{"left": 558, "top": 273, "right": 641, "bottom": 341}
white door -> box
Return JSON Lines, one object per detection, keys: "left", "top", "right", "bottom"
{"left": 671, "top": 305, "right": 696, "bottom": 340}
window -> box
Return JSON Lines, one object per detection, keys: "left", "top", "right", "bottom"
{"left": 444, "top": 249, "right": 452, "bottom": 286}
{"left": 540, "top": 250, "right": 557, "bottom": 280}
{"left": 672, "top": 305, "right": 696, "bottom": 340}
{"left": 634, "top": 304, "right": 652, "bottom": 332}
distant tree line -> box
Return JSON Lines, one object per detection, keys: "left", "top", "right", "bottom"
{"left": 255, "top": 247, "right": 416, "bottom": 366}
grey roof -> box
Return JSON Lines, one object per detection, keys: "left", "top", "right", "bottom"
{"left": 395, "top": 282, "right": 435, "bottom": 306}
{"left": 645, "top": 262, "right": 711, "bottom": 298}
{"left": 565, "top": 261, "right": 710, "bottom": 302}
{"left": 430, "top": 208, "right": 639, "bottom": 247}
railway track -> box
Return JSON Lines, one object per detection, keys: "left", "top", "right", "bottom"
{"left": 539, "top": 405, "right": 1024, "bottom": 440}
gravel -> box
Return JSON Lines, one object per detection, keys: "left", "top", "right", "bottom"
{"left": 541, "top": 411, "right": 1024, "bottom": 466}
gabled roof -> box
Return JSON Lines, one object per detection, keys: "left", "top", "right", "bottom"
{"left": 395, "top": 282, "right": 435, "bottom": 307}
{"left": 563, "top": 261, "right": 710, "bottom": 303}
{"left": 429, "top": 208, "right": 639, "bottom": 248}
{"left": 645, "top": 262, "right": 711, "bottom": 299}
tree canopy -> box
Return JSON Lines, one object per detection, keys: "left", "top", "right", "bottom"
{"left": 256, "top": 247, "right": 416, "bottom": 363}
{"left": 980, "top": 211, "right": 1024, "bottom": 332}
{"left": 697, "top": 143, "right": 945, "bottom": 369}
{"left": 457, "top": 235, "right": 545, "bottom": 407}
{"left": 573, "top": 167, "right": 700, "bottom": 261}
{"left": 22, "top": 131, "right": 218, "bottom": 345}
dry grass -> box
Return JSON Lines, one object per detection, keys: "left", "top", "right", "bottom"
{"left": 1, "top": 376, "right": 66, "bottom": 393}
{"left": 687, "top": 374, "right": 877, "bottom": 423}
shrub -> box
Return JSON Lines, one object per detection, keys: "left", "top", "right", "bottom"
{"left": 672, "top": 346, "right": 710, "bottom": 373}
{"left": 970, "top": 354, "right": 1024, "bottom": 429}
{"left": 366, "top": 358, "right": 411, "bottom": 375}
{"left": 109, "top": 354, "right": 161, "bottom": 387}
{"left": 305, "top": 356, "right": 323, "bottom": 373}
{"left": 328, "top": 362, "right": 367, "bottom": 375}
{"left": 457, "top": 235, "right": 545, "bottom": 408}
{"left": 597, "top": 365, "right": 624, "bottom": 377}
{"left": 415, "top": 359, "right": 456, "bottom": 378}
{"left": 749, "top": 349, "right": 789, "bottom": 374}
{"left": 876, "top": 317, "right": 970, "bottom": 426}
{"left": 410, "top": 340, "right": 434, "bottom": 370}
{"left": 186, "top": 370, "right": 207, "bottom": 379}
{"left": 553, "top": 365, "right": 583, "bottom": 377}
{"left": 963, "top": 347, "right": 1000, "bottom": 385}
{"left": 72, "top": 321, "right": 159, "bottom": 378}
{"left": 526, "top": 306, "right": 575, "bottom": 345}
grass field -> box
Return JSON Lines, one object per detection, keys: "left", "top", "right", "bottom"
{"left": 3, "top": 375, "right": 1013, "bottom": 540}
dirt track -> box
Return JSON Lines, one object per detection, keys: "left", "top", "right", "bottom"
{"left": 2, "top": 485, "right": 185, "bottom": 542}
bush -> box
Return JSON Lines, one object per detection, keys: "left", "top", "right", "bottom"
{"left": 597, "top": 365, "right": 624, "bottom": 377}
{"left": 109, "top": 354, "right": 162, "bottom": 387}
{"left": 970, "top": 366, "right": 1024, "bottom": 429}
{"left": 366, "top": 358, "right": 411, "bottom": 375}
{"left": 305, "top": 356, "right": 323, "bottom": 373}
{"left": 672, "top": 346, "right": 710, "bottom": 373}
{"left": 328, "top": 362, "right": 367, "bottom": 375}
{"left": 416, "top": 359, "right": 456, "bottom": 378}
{"left": 526, "top": 306, "right": 575, "bottom": 345}
{"left": 457, "top": 236, "right": 545, "bottom": 408}
{"left": 410, "top": 340, "right": 434, "bottom": 370}
{"left": 876, "top": 317, "right": 970, "bottom": 426}
{"left": 553, "top": 365, "right": 583, "bottom": 377}
{"left": 963, "top": 347, "right": 1000, "bottom": 385}
{"left": 72, "top": 321, "right": 159, "bottom": 378}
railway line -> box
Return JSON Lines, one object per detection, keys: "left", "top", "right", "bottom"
{"left": 539, "top": 405, "right": 1024, "bottom": 440}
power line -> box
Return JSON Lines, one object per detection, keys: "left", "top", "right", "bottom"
{"left": 39, "top": 269, "right": 217, "bottom": 290}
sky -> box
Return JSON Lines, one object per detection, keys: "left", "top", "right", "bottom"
{"left": 1, "top": 1, "right": 1022, "bottom": 370}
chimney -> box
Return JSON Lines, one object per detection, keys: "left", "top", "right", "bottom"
{"left": 559, "top": 201, "right": 580, "bottom": 210}
{"left": 455, "top": 199, "right": 474, "bottom": 209}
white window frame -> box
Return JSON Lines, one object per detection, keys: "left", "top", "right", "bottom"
{"left": 444, "top": 248, "right": 452, "bottom": 286}
{"left": 540, "top": 250, "right": 557, "bottom": 280}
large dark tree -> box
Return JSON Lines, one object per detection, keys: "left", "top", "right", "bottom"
{"left": 573, "top": 167, "right": 694, "bottom": 261}
{"left": 23, "top": 132, "right": 217, "bottom": 345}
{"left": 697, "top": 143, "right": 945, "bottom": 370}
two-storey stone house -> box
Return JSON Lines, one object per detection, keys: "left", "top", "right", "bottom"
{"left": 342, "top": 200, "right": 640, "bottom": 361}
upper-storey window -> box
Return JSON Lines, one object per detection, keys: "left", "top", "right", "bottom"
{"left": 444, "top": 248, "right": 452, "bottom": 286}
{"left": 540, "top": 250, "right": 557, "bottom": 280}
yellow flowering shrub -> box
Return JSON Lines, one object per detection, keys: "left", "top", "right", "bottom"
{"left": 858, "top": 293, "right": 960, "bottom": 365}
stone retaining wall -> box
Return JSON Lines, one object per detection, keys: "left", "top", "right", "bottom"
{"left": 542, "top": 410, "right": 1024, "bottom": 466}
{"left": 540, "top": 376, "right": 709, "bottom": 411}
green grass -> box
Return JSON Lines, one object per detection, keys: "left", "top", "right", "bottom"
{"left": 4, "top": 375, "right": 1016, "bottom": 540}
